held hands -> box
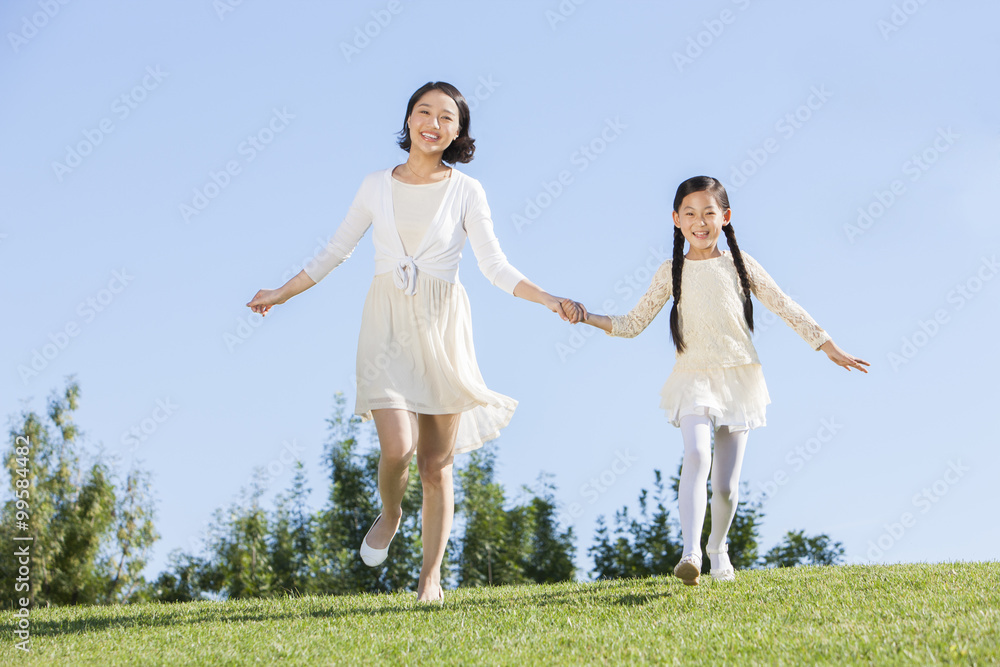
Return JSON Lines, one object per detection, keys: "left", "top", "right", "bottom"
{"left": 819, "top": 340, "right": 870, "bottom": 373}
{"left": 544, "top": 295, "right": 587, "bottom": 323}
{"left": 557, "top": 297, "right": 588, "bottom": 324}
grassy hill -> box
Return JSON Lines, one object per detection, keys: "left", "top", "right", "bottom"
{"left": 2, "top": 561, "right": 997, "bottom": 665}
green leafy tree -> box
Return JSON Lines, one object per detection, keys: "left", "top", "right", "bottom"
{"left": 762, "top": 529, "right": 845, "bottom": 568}
{"left": 589, "top": 470, "right": 682, "bottom": 580}
{"left": 520, "top": 474, "right": 576, "bottom": 584}
{"left": 204, "top": 473, "right": 274, "bottom": 599}
{"left": 269, "top": 461, "right": 314, "bottom": 596}
{"left": 311, "top": 393, "right": 423, "bottom": 595}
{"left": 102, "top": 467, "right": 159, "bottom": 602}
{"left": 147, "top": 550, "right": 216, "bottom": 603}
{"left": 456, "top": 446, "right": 528, "bottom": 586}
{"left": 1, "top": 378, "right": 153, "bottom": 607}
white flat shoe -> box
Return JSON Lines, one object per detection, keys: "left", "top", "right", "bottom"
{"left": 673, "top": 552, "right": 702, "bottom": 586}
{"left": 706, "top": 543, "right": 736, "bottom": 582}
{"left": 359, "top": 514, "right": 395, "bottom": 567}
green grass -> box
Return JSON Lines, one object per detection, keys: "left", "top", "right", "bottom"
{"left": 2, "top": 561, "right": 997, "bottom": 665}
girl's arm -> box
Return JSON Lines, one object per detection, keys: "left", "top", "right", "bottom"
{"left": 578, "top": 260, "right": 673, "bottom": 337}
{"left": 819, "top": 339, "right": 870, "bottom": 372}
{"left": 743, "top": 253, "right": 869, "bottom": 372}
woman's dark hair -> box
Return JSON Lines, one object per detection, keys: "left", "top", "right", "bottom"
{"left": 669, "top": 176, "right": 754, "bottom": 354}
{"left": 397, "top": 81, "right": 475, "bottom": 164}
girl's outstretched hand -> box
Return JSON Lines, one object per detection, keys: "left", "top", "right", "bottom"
{"left": 246, "top": 288, "right": 286, "bottom": 317}
{"left": 819, "top": 340, "right": 870, "bottom": 373}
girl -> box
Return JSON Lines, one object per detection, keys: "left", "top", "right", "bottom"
{"left": 570, "top": 176, "right": 868, "bottom": 585}
{"left": 247, "top": 81, "right": 583, "bottom": 601}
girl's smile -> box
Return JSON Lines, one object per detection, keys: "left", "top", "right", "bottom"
{"left": 673, "top": 190, "right": 731, "bottom": 260}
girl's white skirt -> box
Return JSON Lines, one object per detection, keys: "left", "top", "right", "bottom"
{"left": 354, "top": 271, "right": 516, "bottom": 455}
{"left": 659, "top": 363, "right": 771, "bottom": 431}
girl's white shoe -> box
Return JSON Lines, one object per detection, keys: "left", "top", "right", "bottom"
{"left": 673, "top": 552, "right": 702, "bottom": 586}
{"left": 706, "top": 543, "right": 736, "bottom": 582}
{"left": 359, "top": 514, "right": 396, "bottom": 567}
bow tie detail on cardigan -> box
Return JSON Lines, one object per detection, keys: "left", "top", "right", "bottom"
{"left": 393, "top": 256, "right": 418, "bottom": 296}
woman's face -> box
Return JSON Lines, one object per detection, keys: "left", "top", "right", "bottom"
{"left": 673, "top": 190, "right": 731, "bottom": 253}
{"left": 407, "top": 90, "right": 461, "bottom": 159}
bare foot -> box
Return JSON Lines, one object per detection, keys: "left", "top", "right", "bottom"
{"left": 416, "top": 581, "right": 444, "bottom": 602}
{"left": 365, "top": 511, "right": 401, "bottom": 550}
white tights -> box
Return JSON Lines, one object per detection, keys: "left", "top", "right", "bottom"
{"left": 678, "top": 413, "right": 749, "bottom": 567}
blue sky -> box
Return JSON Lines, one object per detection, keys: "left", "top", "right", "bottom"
{"left": 3, "top": 0, "right": 998, "bottom": 583}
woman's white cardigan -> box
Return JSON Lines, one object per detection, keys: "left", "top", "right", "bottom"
{"left": 304, "top": 167, "right": 526, "bottom": 295}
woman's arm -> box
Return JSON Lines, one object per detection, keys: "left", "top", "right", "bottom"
{"left": 464, "top": 181, "right": 581, "bottom": 321}
{"left": 245, "top": 177, "right": 373, "bottom": 316}
{"left": 247, "top": 270, "right": 316, "bottom": 316}
{"left": 513, "top": 280, "right": 584, "bottom": 322}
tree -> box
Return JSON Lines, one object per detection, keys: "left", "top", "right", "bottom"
{"left": 1, "top": 378, "right": 153, "bottom": 607}
{"left": 762, "top": 529, "right": 845, "bottom": 568}
{"left": 147, "top": 550, "right": 215, "bottom": 603}
{"left": 456, "top": 446, "right": 523, "bottom": 586}
{"left": 311, "top": 393, "right": 423, "bottom": 595}
{"left": 589, "top": 470, "right": 682, "bottom": 580}
{"left": 102, "top": 467, "right": 159, "bottom": 602}
{"left": 520, "top": 474, "right": 576, "bottom": 584}
{"left": 204, "top": 473, "right": 275, "bottom": 599}
{"left": 268, "top": 461, "right": 313, "bottom": 596}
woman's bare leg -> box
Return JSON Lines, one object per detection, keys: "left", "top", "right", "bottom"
{"left": 367, "top": 408, "right": 419, "bottom": 549}
{"left": 415, "top": 412, "right": 461, "bottom": 601}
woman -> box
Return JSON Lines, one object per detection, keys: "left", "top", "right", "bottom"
{"left": 247, "top": 81, "right": 582, "bottom": 601}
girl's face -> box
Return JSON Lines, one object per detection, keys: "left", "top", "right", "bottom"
{"left": 407, "top": 90, "right": 461, "bottom": 160}
{"left": 673, "top": 190, "right": 731, "bottom": 257}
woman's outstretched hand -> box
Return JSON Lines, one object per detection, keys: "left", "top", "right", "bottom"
{"left": 819, "top": 340, "right": 870, "bottom": 373}
{"left": 246, "top": 289, "right": 286, "bottom": 317}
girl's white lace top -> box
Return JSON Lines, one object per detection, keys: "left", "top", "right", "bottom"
{"left": 608, "top": 251, "right": 830, "bottom": 370}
